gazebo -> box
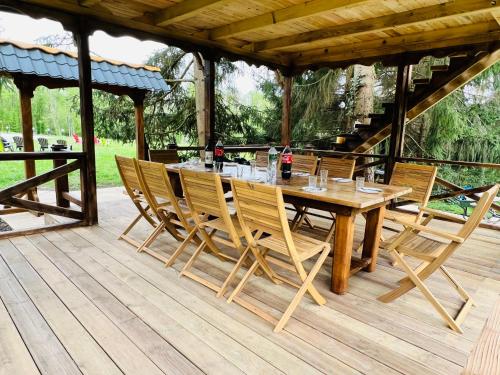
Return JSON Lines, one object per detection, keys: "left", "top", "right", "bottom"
{"left": 0, "top": 38, "right": 168, "bottom": 228}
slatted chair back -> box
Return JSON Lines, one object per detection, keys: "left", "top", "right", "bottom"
{"left": 318, "top": 157, "right": 355, "bottom": 179}
{"left": 283, "top": 154, "right": 318, "bottom": 174}
{"left": 149, "top": 149, "right": 179, "bottom": 164}
{"left": 232, "top": 180, "right": 300, "bottom": 258}
{"left": 136, "top": 159, "right": 193, "bottom": 237}
{"left": 56, "top": 139, "right": 67, "bottom": 146}
{"left": 38, "top": 137, "right": 48, "bottom": 149}
{"left": 13, "top": 136, "right": 23, "bottom": 149}
{"left": 255, "top": 150, "right": 269, "bottom": 167}
{"left": 389, "top": 162, "right": 437, "bottom": 206}
{"left": 115, "top": 155, "right": 142, "bottom": 193}
{"left": 135, "top": 160, "right": 171, "bottom": 207}
{"left": 458, "top": 184, "right": 499, "bottom": 240}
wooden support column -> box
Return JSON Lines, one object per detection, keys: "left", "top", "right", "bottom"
{"left": 75, "top": 23, "right": 98, "bottom": 225}
{"left": 281, "top": 75, "right": 292, "bottom": 146}
{"left": 385, "top": 64, "right": 411, "bottom": 184}
{"left": 13, "top": 78, "right": 37, "bottom": 200}
{"left": 130, "top": 92, "right": 146, "bottom": 160}
{"left": 204, "top": 58, "right": 215, "bottom": 144}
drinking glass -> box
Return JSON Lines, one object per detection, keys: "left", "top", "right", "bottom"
{"left": 249, "top": 160, "right": 256, "bottom": 177}
{"left": 320, "top": 170, "right": 328, "bottom": 189}
{"left": 237, "top": 164, "right": 244, "bottom": 178}
{"left": 356, "top": 176, "right": 365, "bottom": 191}
{"left": 308, "top": 175, "right": 318, "bottom": 189}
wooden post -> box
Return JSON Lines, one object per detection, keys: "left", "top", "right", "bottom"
{"left": 204, "top": 58, "right": 215, "bottom": 144}
{"left": 281, "top": 75, "right": 292, "bottom": 146}
{"left": 14, "top": 78, "right": 37, "bottom": 200}
{"left": 131, "top": 92, "right": 146, "bottom": 160}
{"left": 53, "top": 159, "right": 70, "bottom": 208}
{"left": 75, "top": 23, "right": 98, "bottom": 225}
{"left": 385, "top": 64, "right": 411, "bottom": 184}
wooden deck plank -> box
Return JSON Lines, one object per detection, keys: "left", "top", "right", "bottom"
{"left": 85, "top": 221, "right": 457, "bottom": 375}
{"left": 0, "top": 240, "right": 122, "bottom": 375}
{"left": 464, "top": 296, "right": 500, "bottom": 374}
{"left": 0, "top": 290, "right": 40, "bottom": 375}
{"left": 27, "top": 232, "right": 203, "bottom": 375}
{"left": 0, "top": 251, "right": 81, "bottom": 375}
{"left": 7, "top": 236, "right": 171, "bottom": 375}
{"left": 69, "top": 225, "right": 368, "bottom": 375}
{"left": 54, "top": 228, "right": 309, "bottom": 375}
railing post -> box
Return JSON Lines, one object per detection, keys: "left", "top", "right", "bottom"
{"left": 53, "top": 159, "right": 70, "bottom": 208}
{"left": 385, "top": 64, "right": 411, "bottom": 184}
{"left": 75, "top": 20, "right": 98, "bottom": 225}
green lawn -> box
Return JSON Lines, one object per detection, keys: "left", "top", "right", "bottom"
{"left": 0, "top": 137, "right": 135, "bottom": 190}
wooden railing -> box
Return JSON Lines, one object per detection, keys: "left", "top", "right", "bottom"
{"left": 0, "top": 152, "right": 89, "bottom": 238}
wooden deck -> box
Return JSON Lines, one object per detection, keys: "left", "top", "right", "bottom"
{"left": 0, "top": 187, "right": 499, "bottom": 375}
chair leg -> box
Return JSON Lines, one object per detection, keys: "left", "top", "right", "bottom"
{"left": 165, "top": 226, "right": 198, "bottom": 267}
{"left": 274, "top": 246, "right": 330, "bottom": 332}
{"left": 439, "top": 266, "right": 473, "bottom": 304}
{"left": 179, "top": 239, "right": 207, "bottom": 277}
{"left": 291, "top": 246, "right": 329, "bottom": 306}
{"left": 137, "top": 222, "right": 165, "bottom": 253}
{"left": 217, "top": 245, "right": 251, "bottom": 298}
{"left": 119, "top": 213, "right": 143, "bottom": 240}
{"left": 227, "top": 259, "right": 260, "bottom": 303}
{"left": 379, "top": 251, "right": 463, "bottom": 333}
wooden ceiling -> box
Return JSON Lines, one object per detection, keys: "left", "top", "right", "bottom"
{"left": 5, "top": 0, "right": 500, "bottom": 73}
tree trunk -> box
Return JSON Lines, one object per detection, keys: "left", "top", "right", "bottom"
{"left": 352, "top": 65, "right": 375, "bottom": 181}
{"left": 194, "top": 55, "right": 206, "bottom": 156}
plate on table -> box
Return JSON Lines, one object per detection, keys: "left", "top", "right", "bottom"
{"left": 217, "top": 172, "right": 233, "bottom": 177}
{"left": 246, "top": 177, "right": 264, "bottom": 182}
{"left": 301, "top": 186, "right": 327, "bottom": 193}
{"left": 358, "top": 187, "right": 383, "bottom": 194}
{"left": 331, "top": 178, "right": 352, "bottom": 183}
{"left": 293, "top": 172, "right": 310, "bottom": 177}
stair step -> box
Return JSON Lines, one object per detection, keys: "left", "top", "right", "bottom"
{"left": 413, "top": 78, "right": 431, "bottom": 85}
{"left": 431, "top": 65, "right": 449, "bottom": 72}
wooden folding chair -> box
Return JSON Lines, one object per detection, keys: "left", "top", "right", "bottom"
{"left": 292, "top": 156, "right": 355, "bottom": 241}
{"left": 179, "top": 169, "right": 247, "bottom": 297}
{"left": 115, "top": 155, "right": 157, "bottom": 248}
{"left": 227, "top": 179, "right": 330, "bottom": 332}
{"left": 135, "top": 160, "right": 198, "bottom": 263}
{"left": 279, "top": 153, "right": 318, "bottom": 175}
{"left": 149, "top": 149, "right": 180, "bottom": 164}
{"left": 356, "top": 162, "right": 437, "bottom": 254}
{"left": 255, "top": 150, "right": 270, "bottom": 168}
{"left": 378, "top": 184, "right": 499, "bottom": 333}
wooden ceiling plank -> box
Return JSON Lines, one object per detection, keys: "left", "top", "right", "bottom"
{"left": 154, "top": 0, "right": 233, "bottom": 27}
{"left": 294, "top": 21, "right": 500, "bottom": 66}
{"left": 253, "top": 0, "right": 499, "bottom": 52}
{"left": 79, "top": 0, "right": 102, "bottom": 7}
{"left": 208, "top": 0, "right": 371, "bottom": 40}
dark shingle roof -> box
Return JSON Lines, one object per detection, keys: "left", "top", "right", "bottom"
{"left": 0, "top": 40, "right": 169, "bottom": 92}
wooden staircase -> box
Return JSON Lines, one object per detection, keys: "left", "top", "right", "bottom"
{"left": 332, "top": 47, "right": 500, "bottom": 153}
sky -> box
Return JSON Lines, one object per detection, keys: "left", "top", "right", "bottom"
{"left": 0, "top": 11, "right": 263, "bottom": 95}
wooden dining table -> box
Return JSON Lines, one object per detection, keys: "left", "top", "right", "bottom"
{"left": 165, "top": 163, "right": 411, "bottom": 295}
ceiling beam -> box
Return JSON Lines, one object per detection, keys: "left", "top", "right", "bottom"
{"left": 79, "top": 0, "right": 102, "bottom": 7}
{"left": 293, "top": 21, "right": 500, "bottom": 67}
{"left": 208, "top": 0, "right": 371, "bottom": 40}
{"left": 253, "top": 0, "right": 499, "bottom": 52}
{"left": 154, "top": 0, "right": 232, "bottom": 27}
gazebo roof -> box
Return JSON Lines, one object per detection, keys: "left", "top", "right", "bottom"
{"left": 8, "top": 0, "right": 500, "bottom": 73}
{"left": 0, "top": 39, "right": 169, "bottom": 94}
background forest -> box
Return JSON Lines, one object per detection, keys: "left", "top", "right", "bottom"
{"left": 0, "top": 41, "right": 498, "bottom": 190}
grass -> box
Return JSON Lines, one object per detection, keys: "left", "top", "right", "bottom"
{"left": 0, "top": 136, "right": 135, "bottom": 190}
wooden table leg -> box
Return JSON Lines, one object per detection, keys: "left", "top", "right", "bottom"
{"left": 332, "top": 213, "right": 355, "bottom": 294}
{"left": 362, "top": 205, "right": 386, "bottom": 272}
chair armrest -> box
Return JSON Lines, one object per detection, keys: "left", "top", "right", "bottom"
{"left": 421, "top": 207, "right": 466, "bottom": 223}
{"left": 393, "top": 217, "right": 465, "bottom": 243}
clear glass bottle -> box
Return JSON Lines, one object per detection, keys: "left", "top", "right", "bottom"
{"left": 267, "top": 145, "right": 278, "bottom": 184}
